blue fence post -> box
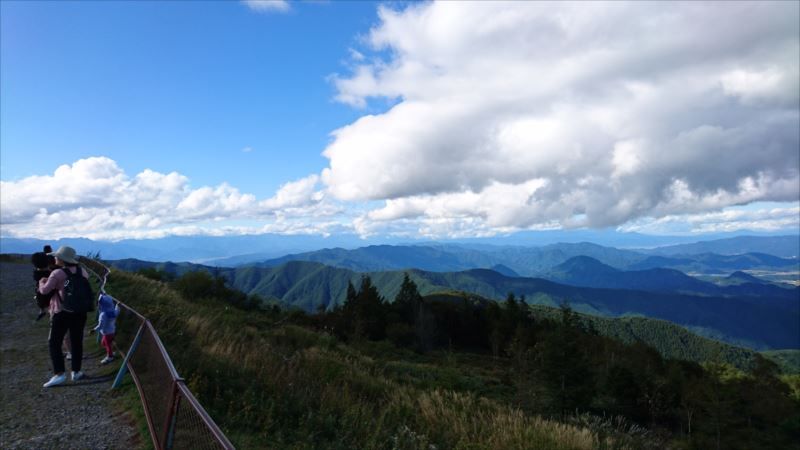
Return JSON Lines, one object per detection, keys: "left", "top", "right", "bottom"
{"left": 112, "top": 321, "right": 146, "bottom": 389}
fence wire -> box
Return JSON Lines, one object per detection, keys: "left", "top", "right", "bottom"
{"left": 128, "top": 323, "right": 178, "bottom": 444}
{"left": 171, "top": 383, "right": 234, "bottom": 450}
{"left": 81, "top": 257, "right": 235, "bottom": 450}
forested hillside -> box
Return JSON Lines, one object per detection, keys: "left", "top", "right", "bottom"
{"left": 250, "top": 242, "right": 799, "bottom": 277}
{"left": 109, "top": 258, "right": 800, "bottom": 350}
{"left": 527, "top": 306, "right": 769, "bottom": 373}
{"left": 102, "top": 265, "right": 800, "bottom": 449}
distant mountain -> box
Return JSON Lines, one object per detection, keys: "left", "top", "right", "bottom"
{"left": 253, "top": 245, "right": 497, "bottom": 273}
{"left": 0, "top": 234, "right": 371, "bottom": 263}
{"left": 440, "top": 228, "right": 796, "bottom": 250}
{"left": 547, "top": 256, "right": 719, "bottom": 294}
{"left": 545, "top": 256, "right": 621, "bottom": 283}
{"left": 489, "top": 264, "right": 519, "bottom": 277}
{"left": 725, "top": 271, "right": 770, "bottom": 285}
{"left": 628, "top": 252, "right": 798, "bottom": 273}
{"left": 109, "top": 259, "right": 799, "bottom": 350}
{"left": 544, "top": 256, "right": 798, "bottom": 300}
{"left": 244, "top": 243, "right": 798, "bottom": 280}
{"left": 251, "top": 242, "right": 650, "bottom": 276}
{"left": 646, "top": 235, "right": 800, "bottom": 258}
{"left": 486, "top": 242, "right": 648, "bottom": 275}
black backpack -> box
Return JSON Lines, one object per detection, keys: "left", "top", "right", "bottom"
{"left": 61, "top": 267, "right": 94, "bottom": 313}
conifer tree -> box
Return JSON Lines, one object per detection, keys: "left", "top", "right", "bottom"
{"left": 345, "top": 275, "right": 387, "bottom": 340}
{"left": 394, "top": 272, "right": 423, "bottom": 324}
{"left": 539, "top": 303, "right": 594, "bottom": 417}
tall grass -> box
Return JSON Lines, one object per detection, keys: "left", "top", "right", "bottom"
{"left": 106, "top": 271, "right": 641, "bottom": 449}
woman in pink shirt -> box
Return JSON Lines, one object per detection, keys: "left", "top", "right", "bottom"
{"left": 38, "top": 246, "right": 90, "bottom": 388}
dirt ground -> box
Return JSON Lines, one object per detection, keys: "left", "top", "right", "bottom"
{"left": 0, "top": 261, "right": 142, "bottom": 449}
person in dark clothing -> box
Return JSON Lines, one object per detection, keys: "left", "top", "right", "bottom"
{"left": 37, "top": 246, "right": 90, "bottom": 388}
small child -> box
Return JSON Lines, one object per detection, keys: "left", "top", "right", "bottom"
{"left": 92, "top": 293, "right": 120, "bottom": 364}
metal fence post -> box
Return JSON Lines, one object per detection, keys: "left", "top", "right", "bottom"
{"left": 112, "top": 320, "right": 146, "bottom": 389}
{"left": 87, "top": 260, "right": 236, "bottom": 449}
{"left": 163, "top": 383, "right": 183, "bottom": 450}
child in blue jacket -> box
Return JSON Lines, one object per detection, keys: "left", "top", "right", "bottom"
{"left": 92, "top": 294, "right": 120, "bottom": 364}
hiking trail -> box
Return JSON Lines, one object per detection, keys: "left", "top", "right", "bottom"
{"left": 1, "top": 261, "right": 141, "bottom": 449}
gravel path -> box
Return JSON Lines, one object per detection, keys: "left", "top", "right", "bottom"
{"left": 0, "top": 261, "right": 142, "bottom": 449}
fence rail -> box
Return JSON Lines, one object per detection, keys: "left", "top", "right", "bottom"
{"left": 80, "top": 257, "right": 235, "bottom": 450}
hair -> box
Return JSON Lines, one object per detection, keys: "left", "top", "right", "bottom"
{"left": 31, "top": 252, "right": 51, "bottom": 269}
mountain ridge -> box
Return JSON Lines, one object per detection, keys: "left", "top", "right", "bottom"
{"left": 545, "top": 256, "right": 798, "bottom": 299}
{"left": 107, "top": 258, "right": 800, "bottom": 350}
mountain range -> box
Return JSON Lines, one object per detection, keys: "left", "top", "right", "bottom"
{"left": 2, "top": 232, "right": 797, "bottom": 263}
{"left": 544, "top": 256, "right": 797, "bottom": 300}
{"left": 109, "top": 258, "right": 799, "bottom": 350}
{"left": 5, "top": 233, "right": 797, "bottom": 351}
{"left": 643, "top": 235, "right": 800, "bottom": 258}
{"left": 241, "top": 242, "right": 799, "bottom": 281}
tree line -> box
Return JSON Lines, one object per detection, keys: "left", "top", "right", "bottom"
{"left": 314, "top": 274, "right": 799, "bottom": 450}
{"left": 151, "top": 268, "right": 799, "bottom": 449}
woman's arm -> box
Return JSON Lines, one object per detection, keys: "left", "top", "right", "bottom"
{"left": 38, "top": 269, "right": 63, "bottom": 295}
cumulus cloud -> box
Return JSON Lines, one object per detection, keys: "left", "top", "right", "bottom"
{"left": 0, "top": 157, "right": 334, "bottom": 240}
{"left": 242, "top": 0, "right": 290, "bottom": 14}
{"left": 324, "top": 1, "right": 800, "bottom": 236}
{"left": 620, "top": 203, "right": 800, "bottom": 235}
{"left": 4, "top": 3, "right": 798, "bottom": 242}
{"left": 260, "top": 174, "right": 323, "bottom": 210}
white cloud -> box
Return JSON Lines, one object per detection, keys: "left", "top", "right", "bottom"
{"left": 620, "top": 203, "right": 800, "bottom": 235}
{"left": 0, "top": 157, "right": 334, "bottom": 240}
{"left": 242, "top": 146, "right": 254, "bottom": 153}
{"left": 348, "top": 48, "right": 365, "bottom": 62}
{"left": 324, "top": 1, "right": 800, "bottom": 236}
{"left": 260, "top": 174, "right": 322, "bottom": 210}
{"left": 721, "top": 67, "right": 799, "bottom": 106}
{"left": 3, "top": 3, "right": 798, "bottom": 242}
{"left": 242, "top": 0, "right": 290, "bottom": 14}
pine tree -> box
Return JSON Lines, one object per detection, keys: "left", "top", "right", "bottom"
{"left": 539, "top": 303, "right": 594, "bottom": 417}
{"left": 394, "top": 272, "right": 422, "bottom": 324}
{"left": 345, "top": 275, "right": 387, "bottom": 340}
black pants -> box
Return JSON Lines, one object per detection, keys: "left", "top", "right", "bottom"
{"left": 49, "top": 311, "right": 87, "bottom": 374}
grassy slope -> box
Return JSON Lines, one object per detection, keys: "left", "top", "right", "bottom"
{"left": 105, "top": 269, "right": 635, "bottom": 450}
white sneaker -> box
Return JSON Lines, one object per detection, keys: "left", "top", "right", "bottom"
{"left": 100, "top": 356, "right": 115, "bottom": 365}
{"left": 65, "top": 352, "right": 72, "bottom": 360}
{"left": 43, "top": 373, "right": 66, "bottom": 388}
{"left": 71, "top": 371, "right": 85, "bottom": 381}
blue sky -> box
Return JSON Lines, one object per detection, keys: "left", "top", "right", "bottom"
{"left": 1, "top": 1, "right": 798, "bottom": 241}
{"left": 1, "top": 0, "right": 376, "bottom": 196}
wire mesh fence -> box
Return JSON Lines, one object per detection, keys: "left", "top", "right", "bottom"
{"left": 80, "top": 257, "right": 235, "bottom": 450}
{"left": 171, "top": 383, "right": 235, "bottom": 450}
